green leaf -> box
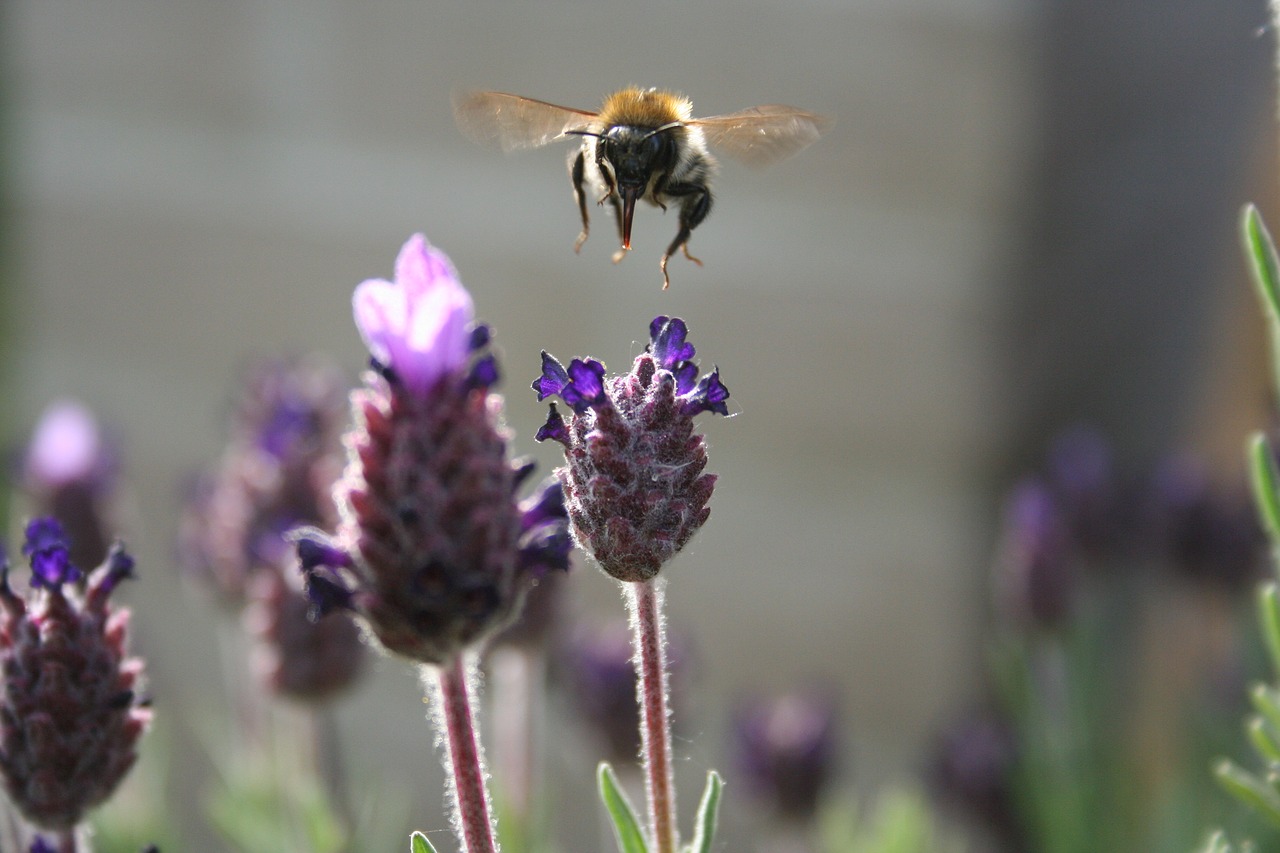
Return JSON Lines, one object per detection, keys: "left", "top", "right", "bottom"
{"left": 1245, "top": 204, "right": 1280, "bottom": 325}
{"left": 1249, "top": 435, "right": 1280, "bottom": 550}
{"left": 683, "top": 771, "right": 722, "bottom": 853}
{"left": 1259, "top": 586, "right": 1280, "bottom": 678}
{"left": 410, "top": 831, "right": 439, "bottom": 853}
{"left": 598, "top": 762, "right": 648, "bottom": 853}
{"left": 1215, "top": 760, "right": 1280, "bottom": 827}
{"left": 1249, "top": 715, "right": 1280, "bottom": 764}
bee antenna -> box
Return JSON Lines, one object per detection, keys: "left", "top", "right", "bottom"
{"left": 642, "top": 122, "right": 684, "bottom": 140}
{"left": 564, "top": 129, "right": 604, "bottom": 140}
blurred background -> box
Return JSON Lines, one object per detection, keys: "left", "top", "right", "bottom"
{"left": 1, "top": 0, "right": 1277, "bottom": 850}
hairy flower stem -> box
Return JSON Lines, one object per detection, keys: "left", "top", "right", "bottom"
{"left": 627, "top": 579, "right": 677, "bottom": 853}
{"left": 55, "top": 829, "right": 77, "bottom": 853}
{"left": 433, "top": 656, "right": 498, "bottom": 853}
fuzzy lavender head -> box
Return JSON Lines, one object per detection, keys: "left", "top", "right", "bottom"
{"left": 23, "top": 401, "right": 117, "bottom": 571}
{"left": 533, "top": 316, "right": 727, "bottom": 582}
{"left": 0, "top": 518, "right": 151, "bottom": 831}
{"left": 179, "top": 357, "right": 349, "bottom": 604}
{"left": 293, "top": 235, "right": 570, "bottom": 665}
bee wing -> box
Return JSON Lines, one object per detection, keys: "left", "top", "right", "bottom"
{"left": 452, "top": 91, "right": 598, "bottom": 153}
{"left": 689, "top": 105, "right": 831, "bottom": 169}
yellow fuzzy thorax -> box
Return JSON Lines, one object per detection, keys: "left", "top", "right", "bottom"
{"left": 598, "top": 87, "right": 693, "bottom": 128}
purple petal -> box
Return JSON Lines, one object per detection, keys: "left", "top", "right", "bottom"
{"left": 352, "top": 235, "right": 474, "bottom": 397}
{"left": 22, "top": 517, "right": 81, "bottom": 588}
{"left": 533, "top": 351, "right": 570, "bottom": 401}
{"left": 521, "top": 478, "right": 566, "bottom": 531}
{"left": 672, "top": 362, "right": 699, "bottom": 396}
{"left": 304, "top": 571, "right": 356, "bottom": 619}
{"left": 291, "top": 528, "right": 353, "bottom": 571}
{"left": 97, "top": 543, "right": 136, "bottom": 595}
{"left": 680, "top": 367, "right": 730, "bottom": 416}
{"left": 469, "top": 323, "right": 492, "bottom": 351}
{"left": 535, "top": 403, "right": 570, "bottom": 446}
{"left": 519, "top": 525, "right": 573, "bottom": 576}
{"left": 562, "top": 358, "right": 607, "bottom": 412}
{"left": 650, "top": 316, "right": 695, "bottom": 369}
{"left": 467, "top": 354, "right": 500, "bottom": 390}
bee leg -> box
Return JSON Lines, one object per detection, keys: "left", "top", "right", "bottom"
{"left": 570, "top": 150, "right": 590, "bottom": 253}
{"left": 658, "top": 183, "right": 712, "bottom": 289}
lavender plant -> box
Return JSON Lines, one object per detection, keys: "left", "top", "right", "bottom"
{"left": 532, "top": 316, "right": 727, "bottom": 853}
{"left": 0, "top": 518, "right": 150, "bottom": 853}
{"left": 1198, "top": 206, "right": 1280, "bottom": 851}
{"left": 291, "top": 234, "right": 570, "bottom": 853}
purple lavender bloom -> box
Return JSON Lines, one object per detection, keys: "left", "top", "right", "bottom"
{"left": 0, "top": 519, "right": 151, "bottom": 831}
{"left": 295, "top": 235, "right": 569, "bottom": 665}
{"left": 178, "top": 357, "right": 349, "bottom": 605}
{"left": 933, "top": 710, "right": 1023, "bottom": 846}
{"left": 532, "top": 316, "right": 727, "bottom": 582}
{"left": 1144, "top": 455, "right": 1265, "bottom": 592}
{"left": 730, "top": 692, "right": 838, "bottom": 822}
{"left": 994, "top": 480, "right": 1075, "bottom": 630}
{"left": 23, "top": 400, "right": 116, "bottom": 571}
{"left": 28, "top": 837, "right": 56, "bottom": 853}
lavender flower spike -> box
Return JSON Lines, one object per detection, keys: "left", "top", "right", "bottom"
{"left": 0, "top": 518, "right": 151, "bottom": 832}
{"left": 298, "top": 234, "right": 570, "bottom": 665}
{"left": 533, "top": 316, "right": 728, "bottom": 582}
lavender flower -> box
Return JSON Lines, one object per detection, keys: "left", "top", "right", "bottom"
{"left": 23, "top": 401, "right": 116, "bottom": 572}
{"left": 0, "top": 518, "right": 150, "bottom": 831}
{"left": 179, "top": 357, "right": 367, "bottom": 701}
{"left": 730, "top": 691, "right": 838, "bottom": 822}
{"left": 293, "top": 235, "right": 570, "bottom": 665}
{"left": 179, "top": 357, "right": 349, "bottom": 604}
{"left": 993, "top": 480, "right": 1075, "bottom": 631}
{"left": 533, "top": 316, "right": 727, "bottom": 582}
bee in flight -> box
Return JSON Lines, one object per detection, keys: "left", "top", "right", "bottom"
{"left": 453, "top": 87, "right": 829, "bottom": 289}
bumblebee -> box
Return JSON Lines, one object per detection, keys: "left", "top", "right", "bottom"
{"left": 453, "top": 87, "right": 829, "bottom": 289}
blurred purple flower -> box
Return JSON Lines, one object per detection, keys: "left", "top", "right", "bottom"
{"left": 933, "top": 709, "right": 1022, "bottom": 846}
{"left": 294, "top": 235, "right": 569, "bottom": 665}
{"left": 994, "top": 480, "right": 1075, "bottom": 631}
{"left": 533, "top": 316, "right": 726, "bottom": 582}
{"left": 1144, "top": 455, "right": 1265, "bottom": 592}
{"left": 22, "top": 400, "right": 117, "bottom": 571}
{"left": 0, "top": 518, "right": 151, "bottom": 831}
{"left": 730, "top": 691, "right": 838, "bottom": 822}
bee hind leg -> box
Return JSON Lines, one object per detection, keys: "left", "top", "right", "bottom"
{"left": 658, "top": 183, "right": 712, "bottom": 290}
{"left": 570, "top": 150, "right": 590, "bottom": 253}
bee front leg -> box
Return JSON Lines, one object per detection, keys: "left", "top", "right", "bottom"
{"left": 570, "top": 150, "right": 590, "bottom": 253}
{"left": 658, "top": 182, "right": 712, "bottom": 290}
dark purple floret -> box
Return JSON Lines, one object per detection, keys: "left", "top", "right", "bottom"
{"left": 536, "top": 404, "right": 570, "bottom": 446}
{"left": 521, "top": 479, "right": 566, "bottom": 531}
{"left": 22, "top": 518, "right": 81, "bottom": 589}
{"left": 303, "top": 571, "right": 357, "bottom": 619}
{"left": 680, "top": 367, "right": 730, "bottom": 417}
{"left": 29, "top": 837, "right": 56, "bottom": 853}
{"left": 293, "top": 530, "right": 354, "bottom": 572}
{"left": 532, "top": 352, "right": 570, "bottom": 400}
{"left": 469, "top": 323, "right": 492, "bottom": 351}
{"left": 933, "top": 709, "right": 1023, "bottom": 846}
{"left": 467, "top": 354, "right": 500, "bottom": 390}
{"left": 96, "top": 544, "right": 136, "bottom": 595}
{"left": 649, "top": 316, "right": 696, "bottom": 369}
{"left": 562, "top": 359, "right": 608, "bottom": 412}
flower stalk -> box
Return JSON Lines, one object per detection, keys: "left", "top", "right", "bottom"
{"left": 627, "top": 579, "right": 677, "bottom": 853}
{"left": 431, "top": 656, "right": 498, "bottom": 853}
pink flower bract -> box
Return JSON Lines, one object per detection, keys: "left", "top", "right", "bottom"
{"left": 353, "top": 234, "right": 474, "bottom": 397}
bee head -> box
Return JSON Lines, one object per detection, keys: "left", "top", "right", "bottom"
{"left": 572, "top": 123, "right": 681, "bottom": 250}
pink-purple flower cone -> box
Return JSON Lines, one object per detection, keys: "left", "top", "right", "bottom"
{"left": 295, "top": 235, "right": 570, "bottom": 666}
{"left": 0, "top": 519, "right": 150, "bottom": 831}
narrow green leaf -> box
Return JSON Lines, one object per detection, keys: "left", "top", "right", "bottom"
{"left": 598, "top": 762, "right": 648, "bottom": 853}
{"left": 683, "top": 771, "right": 723, "bottom": 853}
{"left": 410, "top": 830, "right": 439, "bottom": 853}
{"left": 1249, "top": 435, "right": 1280, "bottom": 548}
{"left": 1251, "top": 683, "right": 1280, "bottom": 734}
{"left": 1245, "top": 204, "right": 1280, "bottom": 325}
{"left": 1215, "top": 760, "right": 1280, "bottom": 827}
{"left": 1259, "top": 585, "right": 1280, "bottom": 677}
{"left": 1249, "top": 715, "right": 1280, "bottom": 764}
